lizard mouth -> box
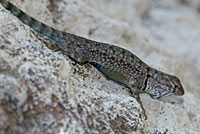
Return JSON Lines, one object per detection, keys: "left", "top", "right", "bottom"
{"left": 173, "top": 85, "right": 185, "bottom": 96}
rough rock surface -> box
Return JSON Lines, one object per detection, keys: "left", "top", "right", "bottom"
{"left": 0, "top": 0, "right": 199, "bottom": 134}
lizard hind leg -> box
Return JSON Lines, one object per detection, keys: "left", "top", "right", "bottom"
{"left": 62, "top": 47, "right": 90, "bottom": 64}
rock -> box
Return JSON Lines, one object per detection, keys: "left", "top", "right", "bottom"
{"left": 0, "top": 0, "right": 199, "bottom": 134}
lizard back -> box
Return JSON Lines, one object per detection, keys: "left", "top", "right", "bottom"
{"left": 87, "top": 41, "right": 149, "bottom": 91}
{"left": 0, "top": 0, "right": 149, "bottom": 89}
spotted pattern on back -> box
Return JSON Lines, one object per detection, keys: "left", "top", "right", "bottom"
{"left": 87, "top": 42, "right": 149, "bottom": 80}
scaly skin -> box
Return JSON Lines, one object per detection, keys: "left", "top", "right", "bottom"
{"left": 0, "top": 0, "right": 185, "bottom": 119}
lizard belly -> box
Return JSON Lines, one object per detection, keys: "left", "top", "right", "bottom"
{"left": 89, "top": 62, "right": 129, "bottom": 86}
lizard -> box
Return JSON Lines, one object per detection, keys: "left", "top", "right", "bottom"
{"left": 0, "top": 0, "right": 185, "bottom": 119}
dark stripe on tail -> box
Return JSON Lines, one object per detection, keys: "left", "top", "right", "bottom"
{"left": 0, "top": 0, "right": 66, "bottom": 45}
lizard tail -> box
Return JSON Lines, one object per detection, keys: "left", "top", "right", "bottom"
{"left": 0, "top": 0, "right": 66, "bottom": 46}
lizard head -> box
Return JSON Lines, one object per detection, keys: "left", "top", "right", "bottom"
{"left": 144, "top": 68, "right": 185, "bottom": 99}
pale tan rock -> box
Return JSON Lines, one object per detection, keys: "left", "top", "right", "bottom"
{"left": 0, "top": 0, "right": 199, "bottom": 134}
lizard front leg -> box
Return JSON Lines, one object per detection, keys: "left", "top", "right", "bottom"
{"left": 130, "top": 80, "right": 147, "bottom": 120}
{"left": 130, "top": 89, "right": 147, "bottom": 120}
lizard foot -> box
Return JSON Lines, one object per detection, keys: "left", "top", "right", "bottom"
{"left": 131, "top": 93, "right": 148, "bottom": 120}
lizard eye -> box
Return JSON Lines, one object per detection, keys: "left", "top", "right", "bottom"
{"left": 172, "top": 85, "right": 177, "bottom": 93}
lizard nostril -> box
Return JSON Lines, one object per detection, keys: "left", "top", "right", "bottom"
{"left": 173, "top": 84, "right": 184, "bottom": 96}
{"left": 176, "top": 88, "right": 184, "bottom": 96}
